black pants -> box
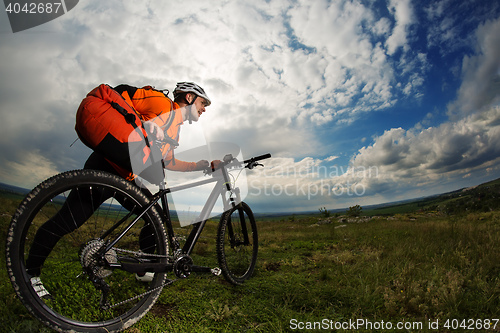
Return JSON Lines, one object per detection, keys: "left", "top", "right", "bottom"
{"left": 25, "top": 152, "right": 155, "bottom": 277}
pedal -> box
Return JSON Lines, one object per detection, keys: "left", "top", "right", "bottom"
{"left": 211, "top": 267, "right": 221, "bottom": 276}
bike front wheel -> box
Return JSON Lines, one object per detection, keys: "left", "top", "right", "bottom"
{"left": 6, "top": 169, "right": 168, "bottom": 333}
{"left": 216, "top": 202, "right": 258, "bottom": 285}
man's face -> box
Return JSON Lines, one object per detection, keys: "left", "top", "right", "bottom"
{"left": 193, "top": 96, "right": 209, "bottom": 117}
{"left": 187, "top": 94, "right": 209, "bottom": 122}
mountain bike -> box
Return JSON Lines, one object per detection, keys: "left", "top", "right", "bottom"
{"left": 5, "top": 151, "right": 271, "bottom": 333}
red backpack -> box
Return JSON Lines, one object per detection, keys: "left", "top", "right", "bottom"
{"left": 75, "top": 84, "right": 163, "bottom": 183}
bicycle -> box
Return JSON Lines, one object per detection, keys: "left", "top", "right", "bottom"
{"left": 5, "top": 150, "right": 271, "bottom": 333}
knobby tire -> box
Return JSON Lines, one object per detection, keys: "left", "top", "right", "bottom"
{"left": 5, "top": 169, "right": 168, "bottom": 333}
{"left": 216, "top": 202, "right": 258, "bottom": 285}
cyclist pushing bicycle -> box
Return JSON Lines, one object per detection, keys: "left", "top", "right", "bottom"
{"left": 27, "top": 82, "right": 218, "bottom": 291}
{"left": 6, "top": 82, "right": 270, "bottom": 332}
{"left": 6, "top": 81, "right": 271, "bottom": 332}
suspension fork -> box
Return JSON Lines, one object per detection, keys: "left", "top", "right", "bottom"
{"left": 225, "top": 203, "right": 250, "bottom": 247}
{"left": 220, "top": 166, "right": 250, "bottom": 247}
{"left": 237, "top": 204, "right": 250, "bottom": 245}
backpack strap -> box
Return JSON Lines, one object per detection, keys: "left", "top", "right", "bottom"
{"left": 109, "top": 102, "right": 137, "bottom": 125}
{"left": 162, "top": 111, "right": 177, "bottom": 137}
{"left": 109, "top": 101, "right": 151, "bottom": 149}
{"left": 140, "top": 85, "right": 171, "bottom": 99}
{"left": 114, "top": 84, "right": 138, "bottom": 100}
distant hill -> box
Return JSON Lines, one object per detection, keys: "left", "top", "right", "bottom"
{"left": 0, "top": 182, "right": 31, "bottom": 200}
{"left": 363, "top": 177, "right": 500, "bottom": 216}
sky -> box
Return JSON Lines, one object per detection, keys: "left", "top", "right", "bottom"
{"left": 0, "top": 0, "right": 500, "bottom": 213}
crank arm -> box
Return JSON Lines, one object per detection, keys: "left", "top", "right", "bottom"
{"left": 190, "top": 265, "right": 221, "bottom": 276}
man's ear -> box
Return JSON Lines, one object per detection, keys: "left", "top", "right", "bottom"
{"left": 186, "top": 92, "right": 195, "bottom": 104}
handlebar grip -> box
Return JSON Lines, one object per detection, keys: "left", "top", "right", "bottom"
{"left": 244, "top": 153, "right": 271, "bottom": 164}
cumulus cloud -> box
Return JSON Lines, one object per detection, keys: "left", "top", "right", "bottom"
{"left": 285, "top": 0, "right": 429, "bottom": 125}
{"left": 447, "top": 18, "right": 500, "bottom": 118}
{"left": 342, "top": 17, "right": 500, "bottom": 199}
{"left": 251, "top": 103, "right": 500, "bottom": 210}
{"left": 352, "top": 106, "right": 500, "bottom": 174}
{"left": 0, "top": 150, "right": 60, "bottom": 187}
{"left": 385, "top": 0, "right": 415, "bottom": 55}
{"left": 245, "top": 155, "right": 384, "bottom": 210}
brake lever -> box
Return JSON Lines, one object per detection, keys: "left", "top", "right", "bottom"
{"left": 153, "top": 140, "right": 165, "bottom": 149}
{"left": 246, "top": 161, "right": 264, "bottom": 169}
{"left": 150, "top": 126, "right": 179, "bottom": 148}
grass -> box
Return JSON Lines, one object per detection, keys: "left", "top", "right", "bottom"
{"left": 1, "top": 191, "right": 500, "bottom": 332}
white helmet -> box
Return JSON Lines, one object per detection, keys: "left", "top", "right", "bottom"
{"left": 173, "top": 82, "right": 211, "bottom": 106}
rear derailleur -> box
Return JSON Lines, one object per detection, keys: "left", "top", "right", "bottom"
{"left": 79, "top": 239, "right": 117, "bottom": 310}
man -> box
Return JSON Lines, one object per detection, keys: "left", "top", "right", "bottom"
{"left": 85, "top": 82, "right": 212, "bottom": 180}
{"left": 26, "top": 82, "right": 213, "bottom": 296}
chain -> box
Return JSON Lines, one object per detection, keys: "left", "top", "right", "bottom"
{"left": 100, "top": 247, "right": 217, "bottom": 309}
{"left": 98, "top": 247, "right": 173, "bottom": 310}
{"left": 112, "top": 247, "right": 170, "bottom": 259}
{"left": 105, "top": 276, "right": 177, "bottom": 310}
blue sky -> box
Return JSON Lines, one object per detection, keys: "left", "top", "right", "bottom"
{"left": 0, "top": 0, "right": 500, "bottom": 213}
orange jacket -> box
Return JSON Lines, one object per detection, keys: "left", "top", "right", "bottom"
{"left": 114, "top": 85, "right": 198, "bottom": 172}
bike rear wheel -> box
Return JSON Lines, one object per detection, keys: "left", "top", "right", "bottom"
{"left": 6, "top": 169, "right": 168, "bottom": 333}
{"left": 216, "top": 202, "right": 258, "bottom": 285}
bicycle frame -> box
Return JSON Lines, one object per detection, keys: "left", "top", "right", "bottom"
{"left": 102, "top": 158, "right": 243, "bottom": 274}
{"left": 160, "top": 164, "right": 240, "bottom": 256}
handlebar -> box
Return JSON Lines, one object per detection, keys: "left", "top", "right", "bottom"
{"left": 242, "top": 153, "right": 272, "bottom": 169}
{"left": 204, "top": 153, "right": 272, "bottom": 174}
{"left": 243, "top": 153, "right": 272, "bottom": 165}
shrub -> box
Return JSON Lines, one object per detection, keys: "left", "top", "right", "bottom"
{"left": 346, "top": 204, "right": 362, "bottom": 217}
{"left": 318, "top": 207, "right": 330, "bottom": 218}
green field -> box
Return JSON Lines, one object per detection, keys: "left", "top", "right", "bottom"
{"left": 1, "top": 186, "right": 500, "bottom": 332}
